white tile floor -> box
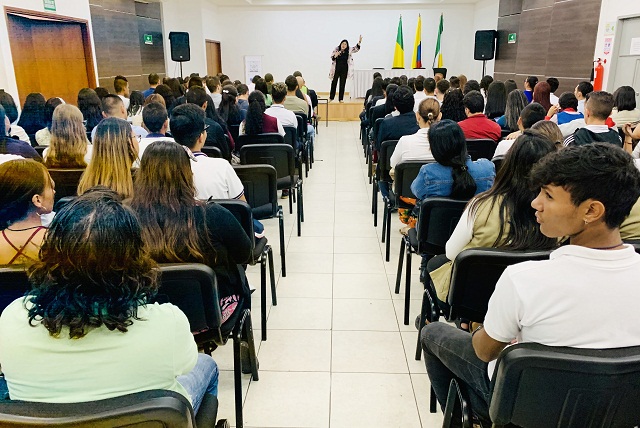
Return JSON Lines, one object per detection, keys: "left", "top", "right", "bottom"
{"left": 215, "top": 121, "right": 444, "bottom": 427}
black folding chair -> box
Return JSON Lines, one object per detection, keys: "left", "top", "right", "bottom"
{"left": 296, "top": 113, "right": 312, "bottom": 174}
{"left": 233, "top": 164, "right": 286, "bottom": 277}
{"left": 235, "top": 133, "right": 284, "bottom": 153}
{"left": 157, "top": 263, "right": 258, "bottom": 428}
{"left": 0, "top": 390, "right": 201, "bottom": 428}
{"left": 382, "top": 161, "right": 429, "bottom": 261}
{"left": 228, "top": 124, "right": 240, "bottom": 148}
{"left": 395, "top": 198, "right": 468, "bottom": 326}
{"left": 371, "top": 139, "right": 398, "bottom": 227}
{"left": 0, "top": 266, "right": 30, "bottom": 315}
{"left": 368, "top": 118, "right": 385, "bottom": 184}
{"left": 443, "top": 343, "right": 640, "bottom": 428}
{"left": 465, "top": 139, "right": 497, "bottom": 161}
{"left": 210, "top": 199, "right": 277, "bottom": 342}
{"left": 200, "top": 146, "right": 223, "bottom": 158}
{"left": 47, "top": 168, "right": 85, "bottom": 204}
{"left": 240, "top": 144, "right": 303, "bottom": 236}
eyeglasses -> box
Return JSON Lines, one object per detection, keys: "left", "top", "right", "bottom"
{"left": 202, "top": 124, "right": 210, "bottom": 134}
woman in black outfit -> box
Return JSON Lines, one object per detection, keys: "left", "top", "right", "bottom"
{"left": 329, "top": 35, "right": 363, "bottom": 103}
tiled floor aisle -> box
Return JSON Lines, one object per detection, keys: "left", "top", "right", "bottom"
{"left": 214, "top": 121, "right": 444, "bottom": 427}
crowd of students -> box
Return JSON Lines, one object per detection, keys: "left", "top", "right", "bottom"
{"left": 360, "top": 71, "right": 640, "bottom": 424}
{"left": 2, "top": 66, "right": 640, "bottom": 426}
{"left": 0, "top": 69, "right": 318, "bottom": 427}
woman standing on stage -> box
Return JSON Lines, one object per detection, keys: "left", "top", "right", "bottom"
{"left": 329, "top": 35, "right": 362, "bottom": 103}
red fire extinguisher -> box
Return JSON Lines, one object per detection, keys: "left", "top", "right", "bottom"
{"left": 593, "top": 58, "right": 606, "bottom": 91}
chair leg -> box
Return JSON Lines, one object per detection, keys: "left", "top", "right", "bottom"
{"left": 278, "top": 208, "right": 286, "bottom": 277}
{"left": 260, "top": 255, "right": 267, "bottom": 342}
{"left": 288, "top": 187, "right": 293, "bottom": 214}
{"left": 430, "top": 387, "right": 438, "bottom": 413}
{"left": 241, "top": 311, "right": 259, "bottom": 381}
{"left": 416, "top": 285, "right": 441, "bottom": 360}
{"left": 443, "top": 379, "right": 472, "bottom": 428}
{"left": 371, "top": 178, "right": 376, "bottom": 215}
{"left": 373, "top": 182, "right": 378, "bottom": 227}
{"left": 299, "top": 182, "right": 304, "bottom": 223}
{"left": 385, "top": 205, "right": 392, "bottom": 262}
{"left": 395, "top": 237, "right": 405, "bottom": 294}
{"left": 267, "top": 246, "right": 277, "bottom": 306}
{"left": 404, "top": 245, "right": 412, "bottom": 325}
{"left": 381, "top": 202, "right": 387, "bottom": 243}
{"left": 232, "top": 333, "right": 244, "bottom": 428}
{"left": 296, "top": 185, "right": 302, "bottom": 237}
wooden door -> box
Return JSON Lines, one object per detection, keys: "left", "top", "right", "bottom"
{"left": 7, "top": 12, "right": 95, "bottom": 107}
{"left": 206, "top": 40, "right": 222, "bottom": 76}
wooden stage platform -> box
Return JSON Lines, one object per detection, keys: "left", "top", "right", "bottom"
{"left": 315, "top": 92, "right": 363, "bottom": 122}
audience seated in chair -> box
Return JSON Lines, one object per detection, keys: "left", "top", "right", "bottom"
{"left": 493, "top": 102, "right": 546, "bottom": 159}
{"left": 240, "top": 91, "right": 284, "bottom": 137}
{"left": 546, "top": 91, "right": 584, "bottom": 128}
{"left": 137, "top": 102, "right": 174, "bottom": 161}
{"left": 217, "top": 85, "right": 244, "bottom": 128}
{"left": 390, "top": 98, "right": 440, "bottom": 169}
{"left": 484, "top": 81, "right": 507, "bottom": 120}
{"left": 77, "top": 88, "right": 103, "bottom": 135}
{"left": 435, "top": 79, "right": 450, "bottom": 103}
{"left": 43, "top": 104, "right": 92, "bottom": 168}
{"left": 78, "top": 117, "right": 138, "bottom": 199}
{"left": 522, "top": 75, "right": 537, "bottom": 103}
{"left": 421, "top": 143, "right": 640, "bottom": 426}
{"left": 35, "top": 97, "right": 63, "bottom": 147}
{"left": 91, "top": 95, "right": 148, "bottom": 141}
{"left": 495, "top": 90, "right": 528, "bottom": 131}
{"left": 186, "top": 87, "right": 229, "bottom": 159}
{"left": 439, "top": 89, "right": 466, "bottom": 123}
{"left": 0, "top": 105, "right": 41, "bottom": 161}
{"left": 0, "top": 188, "right": 219, "bottom": 416}
{"left": 17, "top": 93, "right": 45, "bottom": 139}
{"left": 457, "top": 91, "right": 502, "bottom": 142}
{"left": 282, "top": 75, "right": 315, "bottom": 143}
{"left": 265, "top": 82, "right": 298, "bottom": 132}
{"left": 611, "top": 85, "right": 640, "bottom": 129}
{"left": 0, "top": 90, "right": 29, "bottom": 144}
{"left": 426, "top": 131, "right": 557, "bottom": 313}
{"left": 376, "top": 86, "right": 419, "bottom": 153}
{"left": 0, "top": 160, "right": 53, "bottom": 265}
{"left": 564, "top": 91, "right": 622, "bottom": 148}
{"left": 575, "top": 80, "right": 593, "bottom": 115}
{"left": 128, "top": 140, "right": 253, "bottom": 326}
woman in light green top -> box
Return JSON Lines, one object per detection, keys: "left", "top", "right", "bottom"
{"left": 255, "top": 78, "right": 273, "bottom": 106}
{"left": 0, "top": 188, "right": 218, "bottom": 415}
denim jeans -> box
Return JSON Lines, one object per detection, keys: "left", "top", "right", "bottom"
{"left": 421, "top": 322, "right": 492, "bottom": 424}
{"left": 178, "top": 353, "right": 219, "bottom": 414}
{"left": 0, "top": 354, "right": 219, "bottom": 416}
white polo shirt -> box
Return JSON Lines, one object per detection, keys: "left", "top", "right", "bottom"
{"left": 265, "top": 104, "right": 298, "bottom": 129}
{"left": 389, "top": 127, "right": 434, "bottom": 168}
{"left": 190, "top": 156, "right": 245, "bottom": 201}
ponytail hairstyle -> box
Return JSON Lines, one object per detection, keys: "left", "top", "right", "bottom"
{"left": 417, "top": 98, "right": 440, "bottom": 126}
{"left": 245, "top": 90, "right": 266, "bottom": 135}
{"left": 469, "top": 130, "right": 558, "bottom": 250}
{"left": 428, "top": 119, "right": 477, "bottom": 200}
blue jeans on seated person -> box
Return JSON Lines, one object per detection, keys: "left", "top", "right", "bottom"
{"left": 0, "top": 354, "right": 219, "bottom": 415}
{"left": 378, "top": 181, "right": 390, "bottom": 199}
{"left": 177, "top": 353, "right": 219, "bottom": 414}
{"left": 421, "top": 322, "right": 491, "bottom": 425}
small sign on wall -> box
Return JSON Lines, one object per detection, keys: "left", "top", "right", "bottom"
{"left": 43, "top": 0, "right": 56, "bottom": 11}
{"left": 603, "top": 37, "right": 613, "bottom": 56}
{"left": 508, "top": 33, "right": 517, "bottom": 44}
{"left": 631, "top": 38, "right": 640, "bottom": 56}
{"left": 144, "top": 34, "right": 153, "bottom": 45}
{"left": 604, "top": 22, "right": 616, "bottom": 36}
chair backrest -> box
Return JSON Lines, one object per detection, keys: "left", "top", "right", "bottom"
{"left": 228, "top": 124, "right": 240, "bottom": 145}
{"left": 239, "top": 143, "right": 295, "bottom": 180}
{"left": 392, "top": 161, "right": 429, "bottom": 200}
{"left": 500, "top": 129, "right": 512, "bottom": 139}
{"left": 208, "top": 200, "right": 254, "bottom": 243}
{"left": 491, "top": 157, "right": 503, "bottom": 175}
{"left": 295, "top": 115, "right": 307, "bottom": 139}
{"left": 236, "top": 133, "right": 284, "bottom": 152}
{"left": 47, "top": 168, "right": 85, "bottom": 203}
{"left": 308, "top": 89, "right": 318, "bottom": 109}
{"left": 372, "top": 117, "right": 384, "bottom": 144}
{"left": 490, "top": 343, "right": 640, "bottom": 428}
{"left": 156, "top": 263, "right": 223, "bottom": 344}
{"left": 416, "top": 197, "right": 468, "bottom": 256}
{"left": 0, "top": 389, "right": 196, "bottom": 428}
{"left": 233, "top": 164, "right": 278, "bottom": 220}
{"left": 0, "top": 266, "right": 30, "bottom": 315}
{"left": 447, "top": 248, "right": 551, "bottom": 322}
{"left": 283, "top": 126, "right": 297, "bottom": 149}
{"left": 200, "top": 146, "right": 222, "bottom": 158}
{"left": 465, "top": 139, "right": 497, "bottom": 161}
{"left": 34, "top": 146, "right": 46, "bottom": 157}
{"left": 378, "top": 140, "right": 399, "bottom": 182}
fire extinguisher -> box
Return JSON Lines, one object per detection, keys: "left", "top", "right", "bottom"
{"left": 592, "top": 58, "right": 606, "bottom": 91}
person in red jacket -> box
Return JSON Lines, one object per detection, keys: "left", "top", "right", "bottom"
{"left": 457, "top": 90, "right": 502, "bottom": 142}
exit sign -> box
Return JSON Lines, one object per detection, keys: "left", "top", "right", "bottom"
{"left": 144, "top": 34, "right": 153, "bottom": 45}
{"left": 508, "top": 33, "right": 517, "bottom": 44}
{"left": 43, "top": 0, "right": 56, "bottom": 11}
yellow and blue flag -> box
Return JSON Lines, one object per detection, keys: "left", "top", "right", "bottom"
{"left": 393, "top": 16, "right": 404, "bottom": 69}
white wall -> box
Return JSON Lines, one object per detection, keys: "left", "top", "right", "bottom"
{"left": 594, "top": 0, "right": 640, "bottom": 90}
{"left": 209, "top": 3, "right": 500, "bottom": 93}
{"left": 161, "top": 0, "right": 208, "bottom": 78}
{"left": 0, "top": 0, "right": 96, "bottom": 103}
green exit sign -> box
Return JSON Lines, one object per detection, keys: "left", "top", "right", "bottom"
{"left": 144, "top": 34, "right": 153, "bottom": 45}
{"left": 43, "top": 0, "right": 56, "bottom": 11}
{"left": 508, "top": 33, "right": 517, "bottom": 44}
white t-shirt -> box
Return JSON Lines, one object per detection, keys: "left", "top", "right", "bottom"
{"left": 118, "top": 94, "right": 130, "bottom": 110}
{"left": 137, "top": 136, "right": 175, "bottom": 163}
{"left": 375, "top": 98, "right": 386, "bottom": 107}
{"left": 390, "top": 127, "right": 434, "bottom": 168}
{"left": 0, "top": 298, "right": 198, "bottom": 403}
{"left": 191, "top": 156, "right": 245, "bottom": 200}
{"left": 577, "top": 99, "right": 585, "bottom": 115}
{"left": 8, "top": 124, "right": 30, "bottom": 144}
{"left": 265, "top": 104, "right": 298, "bottom": 129}
{"left": 484, "top": 245, "right": 640, "bottom": 349}
{"left": 0, "top": 154, "right": 24, "bottom": 165}
{"left": 413, "top": 91, "right": 427, "bottom": 112}
{"left": 492, "top": 139, "right": 514, "bottom": 159}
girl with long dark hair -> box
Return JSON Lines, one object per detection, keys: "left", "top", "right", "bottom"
{"left": 218, "top": 84, "right": 244, "bottom": 126}
{"left": 240, "top": 91, "right": 284, "bottom": 136}
{"left": 77, "top": 88, "right": 103, "bottom": 134}
{"left": 496, "top": 89, "right": 528, "bottom": 131}
{"left": 35, "top": 97, "right": 64, "bottom": 146}
{"left": 17, "top": 93, "right": 46, "bottom": 138}
{"left": 484, "top": 81, "right": 507, "bottom": 119}
{"left": 440, "top": 89, "right": 467, "bottom": 122}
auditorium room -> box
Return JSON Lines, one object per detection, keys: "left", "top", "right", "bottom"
{"left": 1, "top": 0, "right": 640, "bottom": 427}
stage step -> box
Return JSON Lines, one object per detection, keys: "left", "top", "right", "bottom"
{"left": 315, "top": 93, "right": 363, "bottom": 121}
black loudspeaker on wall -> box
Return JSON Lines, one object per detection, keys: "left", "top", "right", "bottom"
{"left": 169, "top": 32, "right": 190, "bottom": 62}
{"left": 474, "top": 30, "right": 497, "bottom": 61}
